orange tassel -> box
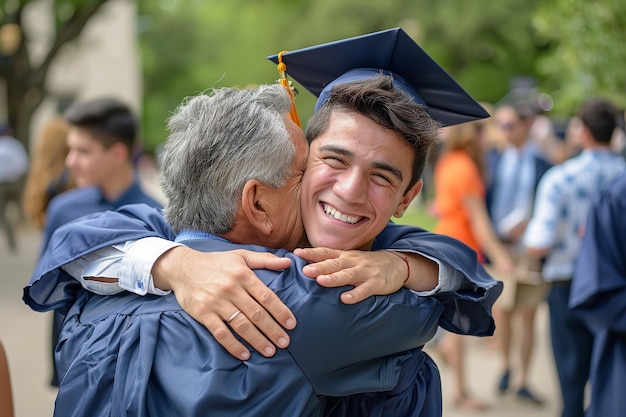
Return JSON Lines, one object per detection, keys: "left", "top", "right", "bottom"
{"left": 277, "top": 51, "right": 301, "bottom": 127}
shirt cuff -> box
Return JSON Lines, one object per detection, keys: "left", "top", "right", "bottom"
{"left": 407, "top": 250, "right": 462, "bottom": 296}
{"left": 118, "top": 237, "right": 183, "bottom": 295}
{"left": 62, "top": 246, "right": 127, "bottom": 295}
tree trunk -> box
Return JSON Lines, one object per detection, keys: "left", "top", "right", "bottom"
{"left": 1, "top": 0, "right": 112, "bottom": 152}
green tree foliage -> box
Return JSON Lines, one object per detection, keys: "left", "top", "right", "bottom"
{"left": 138, "top": 0, "right": 555, "bottom": 150}
{"left": 0, "top": 0, "right": 110, "bottom": 149}
{"left": 3, "top": 0, "right": 621, "bottom": 152}
{"left": 534, "top": 0, "right": 626, "bottom": 113}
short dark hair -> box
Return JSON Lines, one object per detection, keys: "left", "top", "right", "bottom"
{"left": 64, "top": 97, "right": 137, "bottom": 150}
{"left": 495, "top": 99, "right": 535, "bottom": 121}
{"left": 305, "top": 74, "right": 440, "bottom": 193}
{"left": 578, "top": 97, "right": 618, "bottom": 144}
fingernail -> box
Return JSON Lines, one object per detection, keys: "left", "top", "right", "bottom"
{"left": 278, "top": 337, "right": 288, "bottom": 347}
{"left": 264, "top": 346, "right": 275, "bottom": 356}
{"left": 285, "top": 318, "right": 295, "bottom": 328}
{"left": 240, "top": 351, "right": 250, "bottom": 360}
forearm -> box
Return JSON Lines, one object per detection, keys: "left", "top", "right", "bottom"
{"left": 398, "top": 252, "right": 438, "bottom": 292}
{"left": 378, "top": 223, "right": 479, "bottom": 292}
{"left": 392, "top": 250, "right": 461, "bottom": 294}
{"left": 377, "top": 223, "right": 503, "bottom": 336}
{"left": 151, "top": 245, "right": 198, "bottom": 291}
{"left": 465, "top": 196, "right": 513, "bottom": 269}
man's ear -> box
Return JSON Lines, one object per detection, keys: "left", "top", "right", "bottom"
{"left": 241, "top": 180, "right": 273, "bottom": 236}
{"left": 109, "top": 142, "right": 130, "bottom": 164}
{"left": 393, "top": 179, "right": 423, "bottom": 218}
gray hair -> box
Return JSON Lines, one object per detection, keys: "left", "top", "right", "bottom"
{"left": 160, "top": 84, "right": 295, "bottom": 233}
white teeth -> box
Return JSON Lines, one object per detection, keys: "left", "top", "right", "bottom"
{"left": 322, "top": 203, "right": 361, "bottom": 224}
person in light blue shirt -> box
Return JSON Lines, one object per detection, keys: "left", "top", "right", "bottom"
{"left": 486, "top": 101, "right": 552, "bottom": 404}
{"left": 524, "top": 97, "right": 626, "bottom": 417}
{"left": 0, "top": 125, "right": 28, "bottom": 251}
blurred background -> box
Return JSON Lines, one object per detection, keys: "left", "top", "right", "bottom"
{"left": 1, "top": 0, "right": 625, "bottom": 156}
{"left": 1, "top": 0, "right": 624, "bottom": 416}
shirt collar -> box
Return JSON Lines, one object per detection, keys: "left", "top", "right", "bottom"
{"left": 175, "top": 229, "right": 230, "bottom": 243}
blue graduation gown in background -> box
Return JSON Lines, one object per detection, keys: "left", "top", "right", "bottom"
{"left": 41, "top": 182, "right": 162, "bottom": 254}
{"left": 23, "top": 203, "right": 502, "bottom": 416}
{"left": 39, "top": 182, "right": 163, "bottom": 386}
{"left": 571, "top": 174, "right": 626, "bottom": 417}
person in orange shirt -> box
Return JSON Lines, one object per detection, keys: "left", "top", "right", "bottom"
{"left": 432, "top": 119, "right": 514, "bottom": 410}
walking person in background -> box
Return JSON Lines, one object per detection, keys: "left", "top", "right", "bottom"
{"left": 486, "top": 101, "right": 552, "bottom": 405}
{"left": 22, "top": 117, "right": 75, "bottom": 229}
{"left": 433, "top": 119, "right": 515, "bottom": 411}
{"left": 0, "top": 124, "right": 28, "bottom": 252}
{"left": 524, "top": 98, "right": 626, "bottom": 417}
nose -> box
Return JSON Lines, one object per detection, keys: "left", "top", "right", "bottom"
{"left": 65, "top": 150, "right": 76, "bottom": 168}
{"left": 333, "top": 168, "right": 367, "bottom": 205}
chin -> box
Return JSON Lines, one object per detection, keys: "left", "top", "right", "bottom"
{"left": 309, "top": 236, "right": 352, "bottom": 251}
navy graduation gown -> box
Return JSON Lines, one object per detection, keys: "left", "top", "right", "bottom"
{"left": 41, "top": 182, "right": 162, "bottom": 254}
{"left": 54, "top": 239, "right": 444, "bottom": 417}
{"left": 23, "top": 203, "right": 502, "bottom": 416}
{"left": 571, "top": 174, "right": 626, "bottom": 417}
{"left": 25, "top": 203, "right": 502, "bottom": 336}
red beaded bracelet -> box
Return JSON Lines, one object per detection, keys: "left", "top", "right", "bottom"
{"left": 388, "top": 251, "right": 410, "bottom": 284}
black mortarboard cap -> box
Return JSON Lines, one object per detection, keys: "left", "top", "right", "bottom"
{"left": 268, "top": 28, "right": 489, "bottom": 126}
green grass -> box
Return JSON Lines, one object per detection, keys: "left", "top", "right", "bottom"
{"left": 394, "top": 201, "right": 438, "bottom": 231}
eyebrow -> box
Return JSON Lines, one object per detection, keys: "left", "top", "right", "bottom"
{"left": 318, "top": 144, "right": 404, "bottom": 182}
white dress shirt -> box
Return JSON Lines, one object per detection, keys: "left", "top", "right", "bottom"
{"left": 62, "top": 237, "right": 462, "bottom": 296}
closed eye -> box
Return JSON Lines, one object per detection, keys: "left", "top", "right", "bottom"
{"left": 373, "top": 172, "right": 394, "bottom": 184}
{"left": 323, "top": 155, "right": 348, "bottom": 168}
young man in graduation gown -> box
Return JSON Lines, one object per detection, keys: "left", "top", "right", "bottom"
{"left": 40, "top": 97, "right": 163, "bottom": 387}
{"left": 42, "top": 97, "right": 162, "bottom": 252}
{"left": 570, "top": 173, "right": 626, "bottom": 417}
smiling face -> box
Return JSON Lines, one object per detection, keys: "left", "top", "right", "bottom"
{"left": 300, "top": 110, "right": 422, "bottom": 250}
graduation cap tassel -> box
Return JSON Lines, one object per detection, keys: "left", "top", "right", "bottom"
{"left": 277, "top": 51, "right": 302, "bottom": 128}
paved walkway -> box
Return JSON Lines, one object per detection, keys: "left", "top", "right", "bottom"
{"left": 1, "top": 225, "right": 561, "bottom": 416}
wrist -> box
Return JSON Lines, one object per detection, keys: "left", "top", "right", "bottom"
{"left": 152, "top": 245, "right": 189, "bottom": 291}
{"left": 388, "top": 251, "right": 410, "bottom": 284}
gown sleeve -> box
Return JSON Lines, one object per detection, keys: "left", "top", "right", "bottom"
{"left": 373, "top": 222, "right": 503, "bottom": 336}
{"left": 23, "top": 203, "right": 175, "bottom": 312}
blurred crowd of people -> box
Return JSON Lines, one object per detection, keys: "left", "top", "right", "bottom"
{"left": 429, "top": 93, "right": 626, "bottom": 416}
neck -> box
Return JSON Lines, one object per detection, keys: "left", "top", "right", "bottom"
{"left": 99, "top": 163, "right": 135, "bottom": 201}
{"left": 584, "top": 139, "right": 612, "bottom": 150}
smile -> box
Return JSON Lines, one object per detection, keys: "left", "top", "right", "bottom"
{"left": 321, "top": 203, "right": 362, "bottom": 224}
